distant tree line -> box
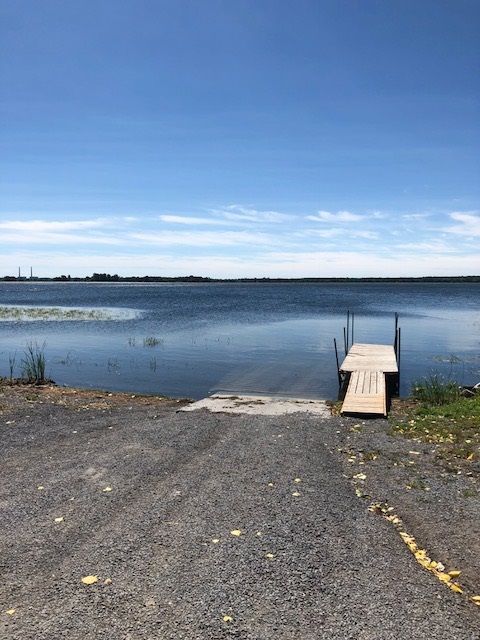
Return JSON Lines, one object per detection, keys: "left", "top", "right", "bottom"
{"left": 1, "top": 273, "right": 480, "bottom": 283}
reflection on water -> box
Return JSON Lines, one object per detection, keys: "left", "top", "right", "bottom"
{"left": 0, "top": 282, "right": 478, "bottom": 399}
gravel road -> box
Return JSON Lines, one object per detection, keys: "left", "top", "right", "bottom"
{"left": 0, "top": 387, "right": 478, "bottom": 639}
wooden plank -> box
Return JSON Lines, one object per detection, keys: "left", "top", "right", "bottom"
{"left": 340, "top": 343, "right": 398, "bottom": 374}
{"left": 341, "top": 370, "right": 387, "bottom": 416}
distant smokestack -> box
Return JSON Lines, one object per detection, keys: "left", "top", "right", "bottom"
{"left": 30, "top": 266, "right": 33, "bottom": 278}
{"left": 18, "top": 267, "right": 21, "bottom": 278}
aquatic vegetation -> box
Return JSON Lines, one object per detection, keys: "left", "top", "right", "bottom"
{"left": 21, "top": 341, "right": 47, "bottom": 384}
{"left": 143, "top": 336, "right": 163, "bottom": 347}
{"left": 8, "top": 352, "right": 17, "bottom": 381}
{"left": 0, "top": 305, "right": 141, "bottom": 322}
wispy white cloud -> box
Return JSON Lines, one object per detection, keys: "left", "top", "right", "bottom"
{"left": 130, "top": 230, "right": 283, "bottom": 247}
{"left": 395, "top": 241, "right": 459, "bottom": 254}
{"left": 306, "top": 210, "right": 363, "bottom": 223}
{"left": 0, "top": 218, "right": 109, "bottom": 232}
{"left": 159, "top": 214, "right": 236, "bottom": 226}
{"left": 213, "top": 204, "right": 293, "bottom": 223}
{"left": 402, "top": 212, "right": 432, "bottom": 220}
{"left": 441, "top": 211, "right": 480, "bottom": 237}
{"left": 305, "top": 228, "right": 378, "bottom": 240}
{"left": 0, "top": 231, "right": 126, "bottom": 245}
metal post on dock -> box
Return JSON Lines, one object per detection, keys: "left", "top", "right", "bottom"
{"left": 343, "top": 326, "right": 347, "bottom": 356}
{"left": 397, "top": 326, "right": 401, "bottom": 393}
{"left": 351, "top": 312, "right": 354, "bottom": 347}
{"left": 394, "top": 312, "right": 399, "bottom": 356}
{"left": 346, "top": 310, "right": 350, "bottom": 353}
{"left": 333, "top": 338, "right": 341, "bottom": 387}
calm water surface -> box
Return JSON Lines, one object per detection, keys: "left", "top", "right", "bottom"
{"left": 0, "top": 282, "right": 478, "bottom": 399}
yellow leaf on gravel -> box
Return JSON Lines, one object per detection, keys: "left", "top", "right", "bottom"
{"left": 212, "top": 538, "right": 220, "bottom": 544}
{"left": 353, "top": 473, "right": 366, "bottom": 480}
{"left": 102, "top": 486, "right": 112, "bottom": 492}
{"left": 223, "top": 615, "right": 233, "bottom": 622}
{"left": 267, "top": 482, "right": 274, "bottom": 487}
{"left": 466, "top": 453, "right": 474, "bottom": 461}
{"left": 292, "top": 491, "right": 301, "bottom": 497}
{"left": 37, "top": 486, "right": 44, "bottom": 490}
{"left": 265, "top": 553, "right": 275, "bottom": 559}
{"left": 81, "top": 575, "right": 98, "bottom": 585}
{"left": 470, "top": 595, "right": 480, "bottom": 604}
{"left": 54, "top": 517, "right": 64, "bottom": 523}
{"left": 449, "top": 583, "right": 463, "bottom": 593}
{"left": 294, "top": 478, "right": 302, "bottom": 483}
{"left": 448, "top": 570, "right": 461, "bottom": 578}
{"left": 6, "top": 609, "right": 15, "bottom": 615}
{"left": 438, "top": 572, "right": 452, "bottom": 583}
{"left": 230, "top": 529, "right": 242, "bottom": 537}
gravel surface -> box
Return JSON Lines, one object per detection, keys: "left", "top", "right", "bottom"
{"left": 0, "top": 385, "right": 479, "bottom": 639}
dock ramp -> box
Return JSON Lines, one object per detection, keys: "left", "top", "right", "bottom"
{"left": 339, "top": 343, "right": 398, "bottom": 416}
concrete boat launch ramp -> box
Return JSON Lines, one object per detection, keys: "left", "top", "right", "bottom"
{"left": 181, "top": 393, "right": 330, "bottom": 416}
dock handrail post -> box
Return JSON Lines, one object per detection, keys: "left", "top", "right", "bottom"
{"left": 343, "top": 327, "right": 347, "bottom": 356}
{"left": 351, "top": 312, "right": 354, "bottom": 347}
{"left": 397, "top": 327, "right": 401, "bottom": 394}
{"left": 394, "top": 312, "right": 399, "bottom": 355}
{"left": 346, "top": 310, "right": 350, "bottom": 352}
{"left": 334, "top": 338, "right": 341, "bottom": 387}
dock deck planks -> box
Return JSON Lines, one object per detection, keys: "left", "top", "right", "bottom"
{"left": 341, "top": 369, "right": 386, "bottom": 416}
{"left": 339, "top": 343, "right": 398, "bottom": 374}
{"left": 340, "top": 343, "right": 397, "bottom": 416}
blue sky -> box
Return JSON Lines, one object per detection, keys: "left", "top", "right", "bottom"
{"left": 1, "top": 0, "right": 479, "bottom": 277}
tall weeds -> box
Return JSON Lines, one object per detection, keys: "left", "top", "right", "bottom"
{"left": 21, "top": 341, "right": 47, "bottom": 384}
{"left": 412, "top": 374, "right": 460, "bottom": 406}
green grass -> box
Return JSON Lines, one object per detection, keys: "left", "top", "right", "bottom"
{"left": 392, "top": 377, "right": 479, "bottom": 462}
{"left": 21, "top": 341, "right": 47, "bottom": 384}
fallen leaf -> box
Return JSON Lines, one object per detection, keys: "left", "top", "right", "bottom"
{"left": 230, "top": 529, "right": 242, "bottom": 537}
{"left": 211, "top": 538, "right": 220, "bottom": 544}
{"left": 294, "top": 478, "right": 302, "bottom": 483}
{"left": 81, "top": 575, "right": 98, "bottom": 585}
{"left": 6, "top": 609, "right": 15, "bottom": 616}
{"left": 103, "top": 578, "right": 112, "bottom": 585}
{"left": 448, "top": 570, "right": 461, "bottom": 578}
{"left": 54, "top": 517, "right": 64, "bottom": 523}
{"left": 449, "top": 583, "right": 463, "bottom": 593}
{"left": 353, "top": 473, "right": 366, "bottom": 480}
{"left": 291, "top": 491, "right": 301, "bottom": 497}
{"left": 408, "top": 451, "right": 420, "bottom": 455}
{"left": 470, "top": 595, "right": 480, "bottom": 604}
{"left": 265, "top": 553, "right": 275, "bottom": 559}
{"left": 267, "top": 482, "right": 274, "bottom": 487}
{"left": 223, "top": 615, "right": 233, "bottom": 622}
{"left": 102, "top": 486, "right": 112, "bottom": 492}
{"left": 37, "top": 486, "right": 44, "bottom": 490}
{"left": 466, "top": 453, "right": 474, "bottom": 461}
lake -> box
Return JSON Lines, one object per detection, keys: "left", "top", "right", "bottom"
{"left": 0, "top": 282, "right": 478, "bottom": 399}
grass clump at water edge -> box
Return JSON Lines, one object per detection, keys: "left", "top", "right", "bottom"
{"left": 21, "top": 341, "right": 47, "bottom": 384}
{"left": 391, "top": 375, "right": 480, "bottom": 462}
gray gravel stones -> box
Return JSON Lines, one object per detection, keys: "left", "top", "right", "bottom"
{"left": 0, "top": 387, "right": 479, "bottom": 638}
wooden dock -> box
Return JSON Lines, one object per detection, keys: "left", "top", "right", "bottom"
{"left": 339, "top": 343, "right": 398, "bottom": 416}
